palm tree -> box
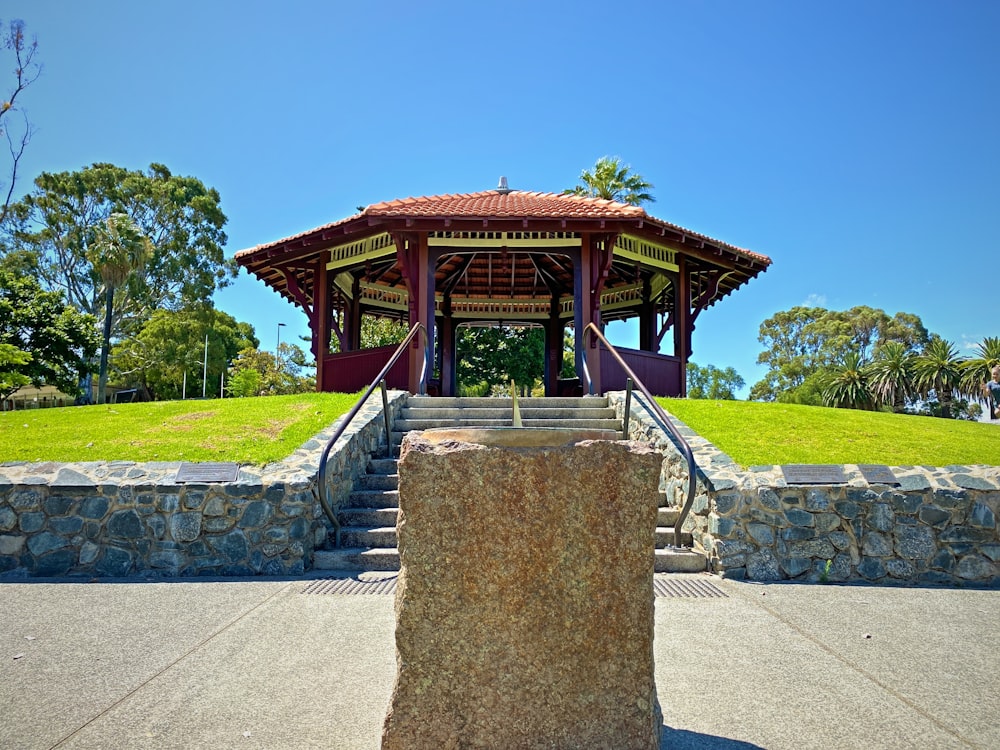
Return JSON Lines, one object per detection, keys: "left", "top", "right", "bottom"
{"left": 866, "top": 341, "right": 914, "bottom": 413}
{"left": 960, "top": 336, "right": 1000, "bottom": 405}
{"left": 821, "top": 351, "right": 874, "bottom": 410}
{"left": 912, "top": 338, "right": 965, "bottom": 419}
{"left": 564, "top": 156, "right": 655, "bottom": 206}
{"left": 87, "top": 213, "right": 151, "bottom": 404}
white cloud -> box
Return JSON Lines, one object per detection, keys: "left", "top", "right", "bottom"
{"left": 802, "top": 294, "right": 827, "bottom": 307}
{"left": 959, "top": 334, "right": 982, "bottom": 353}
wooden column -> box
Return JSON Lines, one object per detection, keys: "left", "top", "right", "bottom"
{"left": 576, "top": 233, "right": 614, "bottom": 394}
{"left": 544, "top": 295, "right": 563, "bottom": 397}
{"left": 394, "top": 233, "right": 434, "bottom": 394}
{"left": 349, "top": 274, "right": 362, "bottom": 351}
{"left": 639, "top": 276, "right": 656, "bottom": 353}
{"left": 673, "top": 257, "right": 690, "bottom": 397}
{"left": 313, "top": 258, "right": 329, "bottom": 393}
{"left": 439, "top": 296, "right": 456, "bottom": 397}
{"left": 572, "top": 234, "right": 594, "bottom": 391}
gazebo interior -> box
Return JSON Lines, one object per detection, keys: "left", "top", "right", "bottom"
{"left": 235, "top": 187, "right": 771, "bottom": 397}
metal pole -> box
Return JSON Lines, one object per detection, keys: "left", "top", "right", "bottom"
{"left": 623, "top": 377, "right": 633, "bottom": 439}
{"left": 276, "top": 322, "right": 286, "bottom": 369}
{"left": 202, "top": 333, "right": 208, "bottom": 399}
{"left": 182, "top": 371, "right": 187, "bottom": 400}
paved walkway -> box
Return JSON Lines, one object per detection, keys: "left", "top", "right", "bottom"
{"left": 1, "top": 574, "right": 996, "bottom": 749}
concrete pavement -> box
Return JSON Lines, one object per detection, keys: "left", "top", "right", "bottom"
{"left": 1, "top": 574, "right": 996, "bottom": 749}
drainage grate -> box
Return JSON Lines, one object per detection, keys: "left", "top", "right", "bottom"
{"left": 302, "top": 575, "right": 726, "bottom": 598}
{"left": 302, "top": 575, "right": 398, "bottom": 596}
{"left": 653, "top": 576, "right": 728, "bottom": 598}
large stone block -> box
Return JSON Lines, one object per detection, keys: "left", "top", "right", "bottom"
{"left": 383, "top": 431, "right": 663, "bottom": 750}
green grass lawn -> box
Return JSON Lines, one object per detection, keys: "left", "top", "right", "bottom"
{"left": 0, "top": 393, "right": 360, "bottom": 466}
{"left": 657, "top": 398, "right": 1000, "bottom": 467}
{"left": 2, "top": 394, "right": 997, "bottom": 468}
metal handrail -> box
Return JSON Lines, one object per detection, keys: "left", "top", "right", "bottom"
{"left": 581, "top": 323, "right": 698, "bottom": 549}
{"left": 316, "top": 323, "right": 429, "bottom": 547}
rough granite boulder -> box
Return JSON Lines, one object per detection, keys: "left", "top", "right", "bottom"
{"left": 382, "top": 429, "right": 663, "bottom": 750}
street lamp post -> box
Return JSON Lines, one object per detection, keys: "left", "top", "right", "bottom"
{"left": 202, "top": 333, "right": 209, "bottom": 399}
{"left": 276, "top": 322, "right": 287, "bottom": 369}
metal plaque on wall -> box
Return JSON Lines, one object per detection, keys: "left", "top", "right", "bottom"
{"left": 858, "top": 464, "right": 899, "bottom": 485}
{"left": 781, "top": 464, "right": 848, "bottom": 485}
{"left": 175, "top": 462, "right": 240, "bottom": 483}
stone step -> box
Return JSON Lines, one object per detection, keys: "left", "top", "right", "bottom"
{"left": 658, "top": 507, "right": 680, "bottom": 525}
{"left": 392, "top": 418, "right": 622, "bottom": 433}
{"left": 367, "top": 458, "right": 399, "bottom": 475}
{"left": 316, "top": 546, "right": 706, "bottom": 574}
{"left": 654, "top": 548, "right": 708, "bottom": 573}
{"left": 338, "top": 507, "right": 399, "bottom": 527}
{"left": 406, "top": 396, "right": 609, "bottom": 409}
{"left": 358, "top": 473, "right": 398, "bottom": 491}
{"left": 335, "top": 508, "right": 680, "bottom": 533}
{"left": 333, "top": 522, "right": 689, "bottom": 552}
{"left": 321, "top": 393, "right": 691, "bottom": 576}
{"left": 340, "top": 506, "right": 687, "bottom": 534}
{"left": 314, "top": 547, "right": 400, "bottom": 571}
{"left": 348, "top": 489, "right": 399, "bottom": 509}
{"left": 656, "top": 527, "right": 693, "bottom": 547}
{"left": 401, "top": 407, "right": 617, "bottom": 420}
{"left": 341, "top": 526, "right": 397, "bottom": 548}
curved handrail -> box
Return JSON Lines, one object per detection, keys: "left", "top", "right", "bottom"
{"left": 581, "top": 323, "right": 698, "bottom": 549}
{"left": 316, "top": 323, "right": 429, "bottom": 547}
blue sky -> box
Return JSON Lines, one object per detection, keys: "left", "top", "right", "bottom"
{"left": 5, "top": 1, "right": 997, "bottom": 397}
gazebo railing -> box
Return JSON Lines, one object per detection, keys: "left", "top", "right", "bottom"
{"left": 581, "top": 323, "right": 699, "bottom": 549}
{"left": 316, "top": 323, "right": 429, "bottom": 547}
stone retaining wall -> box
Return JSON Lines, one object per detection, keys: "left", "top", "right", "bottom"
{"left": 0, "top": 392, "right": 407, "bottom": 578}
{"left": 608, "top": 393, "right": 1000, "bottom": 586}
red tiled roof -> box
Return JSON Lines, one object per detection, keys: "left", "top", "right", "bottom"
{"left": 366, "top": 190, "right": 647, "bottom": 220}
{"left": 234, "top": 188, "right": 771, "bottom": 321}
{"left": 235, "top": 191, "right": 647, "bottom": 259}
{"left": 235, "top": 189, "right": 769, "bottom": 267}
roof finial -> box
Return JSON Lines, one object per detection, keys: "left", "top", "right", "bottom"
{"left": 495, "top": 176, "right": 512, "bottom": 195}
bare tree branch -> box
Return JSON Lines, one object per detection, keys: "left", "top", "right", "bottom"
{"left": 0, "top": 19, "right": 41, "bottom": 222}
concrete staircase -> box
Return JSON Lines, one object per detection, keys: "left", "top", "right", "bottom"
{"left": 313, "top": 396, "right": 706, "bottom": 574}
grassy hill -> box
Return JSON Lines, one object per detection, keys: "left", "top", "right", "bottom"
{"left": 1, "top": 394, "right": 997, "bottom": 468}
{"left": 658, "top": 398, "right": 1000, "bottom": 467}
{"left": 0, "top": 393, "right": 359, "bottom": 466}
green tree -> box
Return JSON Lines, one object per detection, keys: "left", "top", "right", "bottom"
{"left": 88, "top": 213, "right": 151, "bottom": 404}
{"left": 457, "top": 325, "right": 546, "bottom": 395}
{"left": 0, "top": 342, "right": 31, "bottom": 400}
{"left": 228, "top": 343, "right": 314, "bottom": 397}
{"left": 0, "top": 19, "right": 41, "bottom": 221}
{"left": 111, "top": 308, "right": 257, "bottom": 400}
{"left": 750, "top": 306, "right": 829, "bottom": 403}
{"left": 821, "top": 351, "right": 874, "bottom": 410}
{"left": 751, "top": 305, "right": 930, "bottom": 403}
{"left": 564, "top": 156, "right": 655, "bottom": 206}
{"left": 328, "top": 316, "right": 409, "bottom": 354}
{"left": 0, "top": 268, "right": 98, "bottom": 398}
{"left": 866, "top": 341, "right": 915, "bottom": 413}
{"left": 913, "top": 337, "right": 965, "bottom": 419}
{"left": 226, "top": 367, "right": 262, "bottom": 398}
{"left": 1, "top": 162, "right": 233, "bottom": 340}
{"left": 686, "top": 362, "right": 745, "bottom": 399}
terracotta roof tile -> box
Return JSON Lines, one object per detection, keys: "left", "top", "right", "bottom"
{"left": 235, "top": 188, "right": 769, "bottom": 266}
{"left": 366, "top": 190, "right": 647, "bottom": 220}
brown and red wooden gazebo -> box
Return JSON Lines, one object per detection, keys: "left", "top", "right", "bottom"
{"left": 235, "top": 185, "right": 770, "bottom": 397}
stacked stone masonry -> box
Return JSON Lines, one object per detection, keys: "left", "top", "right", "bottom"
{"left": 0, "top": 393, "right": 406, "bottom": 578}
{"left": 608, "top": 392, "right": 999, "bottom": 586}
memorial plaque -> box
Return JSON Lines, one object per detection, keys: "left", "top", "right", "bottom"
{"left": 175, "top": 462, "right": 240, "bottom": 483}
{"left": 858, "top": 464, "right": 899, "bottom": 485}
{"left": 781, "top": 464, "right": 847, "bottom": 485}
